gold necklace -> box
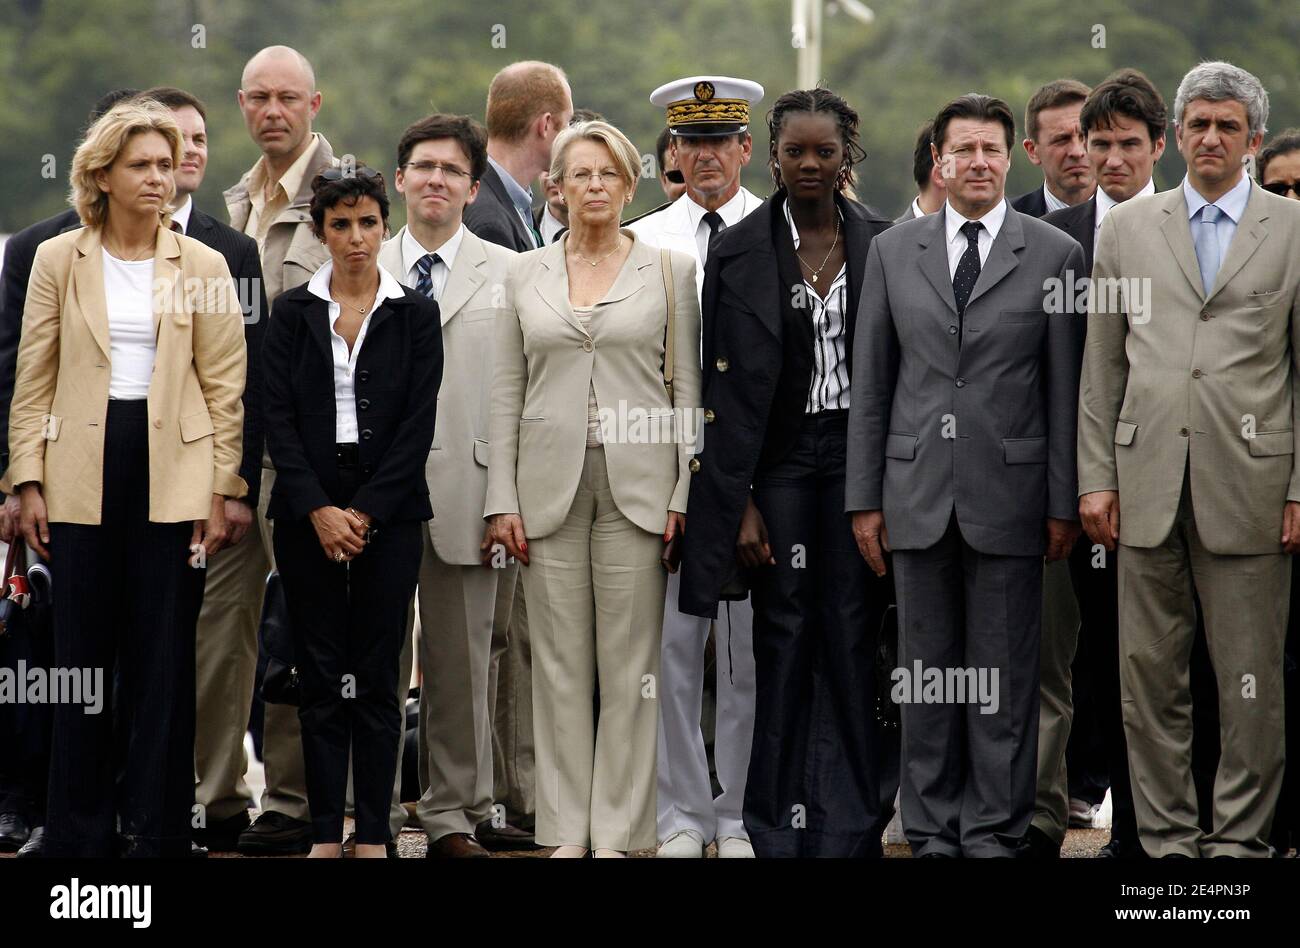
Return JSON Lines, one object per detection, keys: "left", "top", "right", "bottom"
{"left": 795, "top": 213, "right": 841, "bottom": 282}
{"left": 571, "top": 236, "right": 623, "bottom": 268}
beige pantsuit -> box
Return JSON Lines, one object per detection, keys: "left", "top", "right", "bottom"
{"left": 488, "top": 563, "right": 536, "bottom": 823}
{"left": 522, "top": 447, "right": 666, "bottom": 849}
{"left": 1030, "top": 558, "right": 1081, "bottom": 843}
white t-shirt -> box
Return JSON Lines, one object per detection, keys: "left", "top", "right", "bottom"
{"left": 102, "top": 250, "right": 157, "bottom": 399}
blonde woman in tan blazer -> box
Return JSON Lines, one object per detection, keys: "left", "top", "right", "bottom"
{"left": 2, "top": 100, "right": 246, "bottom": 858}
{"left": 484, "top": 120, "right": 701, "bottom": 856}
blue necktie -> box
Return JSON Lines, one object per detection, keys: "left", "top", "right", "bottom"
{"left": 414, "top": 252, "right": 441, "bottom": 300}
{"left": 1194, "top": 204, "right": 1221, "bottom": 296}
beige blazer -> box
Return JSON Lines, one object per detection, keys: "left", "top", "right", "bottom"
{"left": 380, "top": 226, "right": 515, "bottom": 565}
{"left": 485, "top": 230, "right": 701, "bottom": 538}
{"left": 2, "top": 225, "right": 247, "bottom": 523}
{"left": 1078, "top": 182, "right": 1300, "bottom": 553}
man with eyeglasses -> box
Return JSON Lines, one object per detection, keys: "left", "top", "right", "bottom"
{"left": 1260, "top": 129, "right": 1300, "bottom": 200}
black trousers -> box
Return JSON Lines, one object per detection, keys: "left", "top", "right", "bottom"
{"left": 745, "top": 410, "right": 898, "bottom": 857}
{"left": 273, "top": 462, "right": 421, "bottom": 845}
{"left": 0, "top": 588, "right": 53, "bottom": 825}
{"left": 45, "top": 399, "right": 205, "bottom": 858}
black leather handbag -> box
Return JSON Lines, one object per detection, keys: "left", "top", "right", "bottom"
{"left": 258, "top": 571, "right": 300, "bottom": 706}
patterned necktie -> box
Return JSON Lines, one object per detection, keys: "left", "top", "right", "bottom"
{"left": 414, "top": 252, "right": 442, "bottom": 300}
{"left": 1194, "top": 204, "right": 1222, "bottom": 296}
{"left": 952, "top": 221, "right": 983, "bottom": 340}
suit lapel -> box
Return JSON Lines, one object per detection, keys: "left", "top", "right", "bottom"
{"left": 966, "top": 206, "right": 1024, "bottom": 309}
{"left": 439, "top": 231, "right": 487, "bottom": 325}
{"left": 599, "top": 232, "right": 651, "bottom": 306}
{"left": 841, "top": 199, "right": 873, "bottom": 319}
{"left": 486, "top": 167, "right": 533, "bottom": 250}
{"left": 72, "top": 228, "right": 111, "bottom": 360}
{"left": 535, "top": 238, "right": 587, "bottom": 335}
{"left": 717, "top": 211, "right": 780, "bottom": 341}
{"left": 1159, "top": 189, "right": 1206, "bottom": 301}
{"left": 917, "top": 212, "right": 957, "bottom": 315}
{"left": 152, "top": 226, "right": 183, "bottom": 336}
{"left": 1206, "top": 184, "right": 1268, "bottom": 304}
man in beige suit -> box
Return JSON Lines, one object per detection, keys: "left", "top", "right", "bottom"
{"left": 376, "top": 114, "right": 515, "bottom": 858}
{"left": 1079, "top": 61, "right": 1300, "bottom": 858}
{"left": 196, "top": 45, "right": 338, "bottom": 856}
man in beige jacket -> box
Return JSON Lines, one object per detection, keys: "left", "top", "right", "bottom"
{"left": 1078, "top": 60, "right": 1300, "bottom": 857}
{"left": 194, "top": 45, "right": 338, "bottom": 855}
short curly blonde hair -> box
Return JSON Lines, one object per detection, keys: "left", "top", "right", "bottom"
{"left": 549, "top": 120, "right": 641, "bottom": 194}
{"left": 69, "top": 98, "right": 183, "bottom": 228}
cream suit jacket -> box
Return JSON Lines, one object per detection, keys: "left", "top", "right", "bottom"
{"left": 2, "top": 225, "right": 247, "bottom": 523}
{"left": 380, "top": 226, "right": 515, "bottom": 565}
{"left": 1078, "top": 182, "right": 1300, "bottom": 553}
{"left": 485, "top": 230, "right": 701, "bottom": 538}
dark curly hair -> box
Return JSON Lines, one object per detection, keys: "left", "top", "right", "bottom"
{"left": 766, "top": 87, "right": 867, "bottom": 193}
{"left": 309, "top": 163, "right": 390, "bottom": 238}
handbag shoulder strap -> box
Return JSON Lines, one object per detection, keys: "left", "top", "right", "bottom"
{"left": 660, "top": 247, "right": 675, "bottom": 396}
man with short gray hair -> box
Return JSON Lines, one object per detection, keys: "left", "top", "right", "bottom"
{"left": 1079, "top": 60, "right": 1300, "bottom": 857}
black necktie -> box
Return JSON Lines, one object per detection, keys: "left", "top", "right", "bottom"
{"left": 702, "top": 211, "right": 724, "bottom": 257}
{"left": 414, "top": 252, "right": 442, "bottom": 300}
{"left": 952, "top": 221, "right": 983, "bottom": 340}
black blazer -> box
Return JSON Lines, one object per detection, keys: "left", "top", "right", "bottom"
{"left": 679, "top": 191, "right": 890, "bottom": 617}
{"left": 0, "top": 208, "right": 81, "bottom": 481}
{"left": 186, "top": 206, "right": 269, "bottom": 502}
{"left": 261, "top": 282, "right": 443, "bottom": 525}
{"left": 462, "top": 164, "right": 535, "bottom": 253}
{"left": 1041, "top": 195, "right": 1096, "bottom": 275}
{"left": 1010, "top": 186, "right": 1049, "bottom": 218}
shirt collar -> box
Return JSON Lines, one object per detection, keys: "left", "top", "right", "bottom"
{"left": 249, "top": 133, "right": 321, "bottom": 209}
{"left": 170, "top": 195, "right": 194, "bottom": 233}
{"left": 1183, "top": 172, "right": 1252, "bottom": 223}
{"left": 782, "top": 197, "right": 845, "bottom": 251}
{"left": 487, "top": 155, "right": 535, "bottom": 217}
{"left": 1095, "top": 178, "right": 1155, "bottom": 228}
{"left": 401, "top": 223, "right": 465, "bottom": 276}
{"left": 910, "top": 197, "right": 926, "bottom": 219}
{"left": 1042, "top": 183, "right": 1070, "bottom": 214}
{"left": 308, "top": 259, "right": 407, "bottom": 312}
{"left": 944, "top": 198, "right": 1007, "bottom": 245}
{"left": 682, "top": 187, "right": 750, "bottom": 232}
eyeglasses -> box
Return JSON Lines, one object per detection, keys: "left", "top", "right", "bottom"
{"left": 1261, "top": 179, "right": 1299, "bottom": 197}
{"left": 402, "top": 161, "right": 472, "bottom": 181}
{"left": 566, "top": 170, "right": 623, "bottom": 186}
{"left": 319, "top": 165, "right": 382, "bottom": 182}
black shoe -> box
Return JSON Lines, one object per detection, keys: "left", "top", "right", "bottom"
{"left": 475, "top": 818, "right": 537, "bottom": 851}
{"left": 15, "top": 825, "right": 44, "bottom": 858}
{"left": 1016, "top": 825, "right": 1061, "bottom": 859}
{"left": 236, "top": 811, "right": 312, "bottom": 856}
{"left": 0, "top": 812, "right": 31, "bottom": 852}
{"left": 919, "top": 852, "right": 954, "bottom": 858}
{"left": 191, "top": 841, "right": 209, "bottom": 858}
{"left": 1098, "top": 838, "right": 1146, "bottom": 859}
{"left": 194, "top": 809, "right": 252, "bottom": 852}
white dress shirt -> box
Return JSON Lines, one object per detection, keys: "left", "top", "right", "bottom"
{"left": 400, "top": 223, "right": 464, "bottom": 302}
{"left": 102, "top": 250, "right": 157, "bottom": 399}
{"left": 683, "top": 188, "right": 758, "bottom": 265}
{"left": 910, "top": 197, "right": 927, "bottom": 219}
{"left": 1041, "top": 183, "right": 1069, "bottom": 214}
{"left": 1183, "top": 172, "right": 1252, "bottom": 276}
{"left": 944, "top": 198, "right": 1007, "bottom": 278}
{"left": 785, "top": 201, "right": 850, "bottom": 413}
{"left": 170, "top": 195, "right": 194, "bottom": 234}
{"left": 307, "top": 260, "right": 407, "bottom": 441}
{"left": 1093, "top": 178, "right": 1155, "bottom": 253}
{"left": 539, "top": 205, "right": 566, "bottom": 244}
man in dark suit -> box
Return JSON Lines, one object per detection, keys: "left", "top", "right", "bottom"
{"left": 463, "top": 61, "right": 572, "bottom": 253}
{"left": 846, "top": 93, "right": 1086, "bottom": 858}
{"left": 0, "top": 89, "right": 139, "bottom": 859}
{"left": 895, "top": 121, "right": 946, "bottom": 224}
{"left": 140, "top": 87, "right": 269, "bottom": 853}
{"left": 1034, "top": 69, "right": 1166, "bottom": 860}
{"left": 1011, "top": 80, "right": 1095, "bottom": 218}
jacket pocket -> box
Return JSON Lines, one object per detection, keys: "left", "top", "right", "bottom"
{"left": 885, "top": 432, "right": 918, "bottom": 460}
{"left": 1114, "top": 420, "right": 1138, "bottom": 446}
{"left": 473, "top": 438, "right": 489, "bottom": 467}
{"left": 1248, "top": 429, "right": 1294, "bottom": 457}
{"left": 1003, "top": 436, "right": 1047, "bottom": 464}
{"left": 180, "top": 409, "right": 215, "bottom": 443}
{"left": 519, "top": 415, "right": 546, "bottom": 423}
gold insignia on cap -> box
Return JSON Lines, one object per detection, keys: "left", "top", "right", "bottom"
{"left": 694, "top": 81, "right": 715, "bottom": 102}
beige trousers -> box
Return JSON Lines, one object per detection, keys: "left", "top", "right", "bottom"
{"left": 1030, "top": 558, "right": 1081, "bottom": 843}
{"left": 1118, "top": 477, "right": 1288, "bottom": 857}
{"left": 489, "top": 564, "right": 535, "bottom": 824}
{"left": 520, "top": 447, "right": 665, "bottom": 851}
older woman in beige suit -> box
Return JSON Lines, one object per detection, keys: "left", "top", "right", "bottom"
{"left": 484, "top": 120, "right": 701, "bottom": 857}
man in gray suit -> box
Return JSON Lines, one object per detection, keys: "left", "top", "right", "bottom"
{"left": 1079, "top": 61, "right": 1300, "bottom": 857}
{"left": 846, "top": 93, "right": 1085, "bottom": 858}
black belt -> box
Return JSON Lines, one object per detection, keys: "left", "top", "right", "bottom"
{"left": 336, "top": 442, "right": 360, "bottom": 467}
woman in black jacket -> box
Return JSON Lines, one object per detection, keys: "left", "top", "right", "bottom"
{"left": 679, "top": 88, "right": 897, "bottom": 857}
{"left": 262, "top": 167, "right": 442, "bottom": 858}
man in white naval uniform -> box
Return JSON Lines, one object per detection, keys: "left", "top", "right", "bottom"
{"left": 627, "top": 76, "right": 764, "bottom": 859}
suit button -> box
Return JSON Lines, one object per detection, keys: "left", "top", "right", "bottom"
{"left": 1199, "top": 312, "right": 1210, "bottom": 321}
{"left": 358, "top": 370, "right": 370, "bottom": 383}
{"left": 1179, "top": 427, "right": 1190, "bottom": 437}
{"left": 703, "top": 409, "right": 716, "bottom": 424}
{"left": 358, "top": 398, "right": 370, "bottom": 411}
{"left": 948, "top": 325, "right": 958, "bottom": 335}
{"left": 1191, "top": 368, "right": 1202, "bottom": 379}
{"left": 153, "top": 419, "right": 162, "bottom": 429}
{"left": 716, "top": 357, "right": 730, "bottom": 372}
{"left": 955, "top": 378, "right": 966, "bottom": 388}
{"left": 582, "top": 340, "right": 593, "bottom": 352}
{"left": 688, "top": 458, "right": 701, "bottom": 473}
{"left": 361, "top": 429, "right": 373, "bottom": 440}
